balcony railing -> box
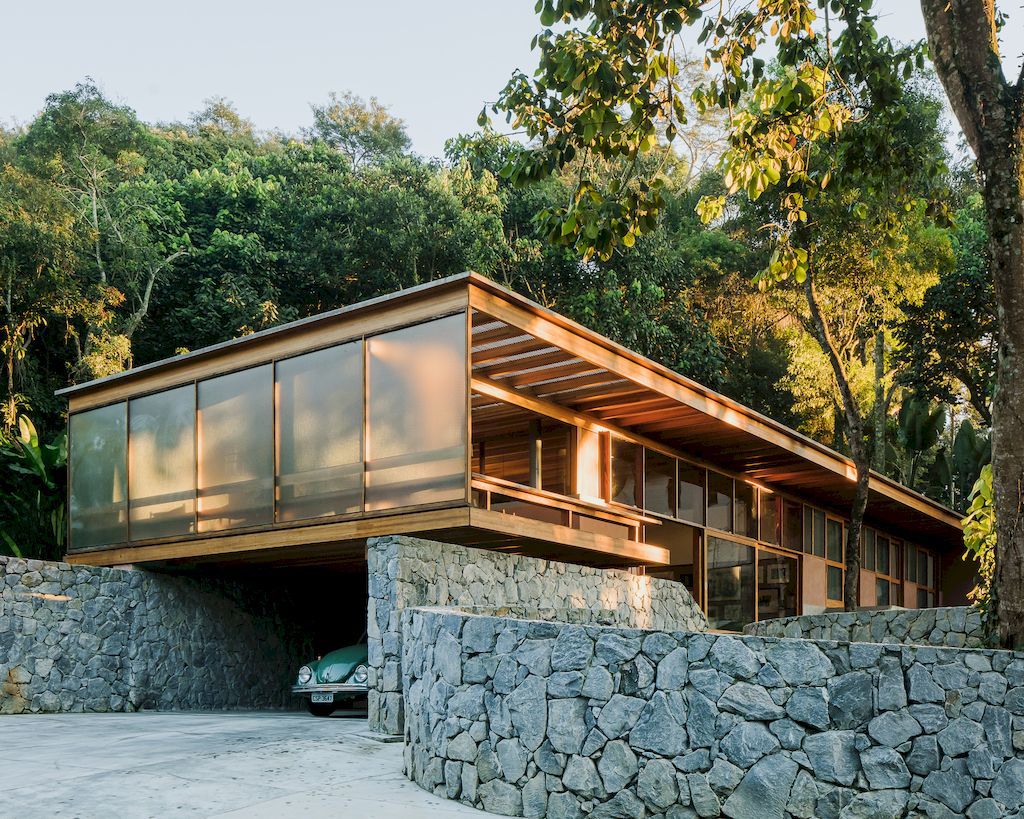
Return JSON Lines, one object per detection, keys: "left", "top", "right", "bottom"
{"left": 471, "top": 473, "right": 659, "bottom": 543}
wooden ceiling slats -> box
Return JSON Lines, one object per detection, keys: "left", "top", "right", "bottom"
{"left": 535, "top": 370, "right": 624, "bottom": 390}
{"left": 499, "top": 360, "right": 600, "bottom": 388}
{"left": 472, "top": 338, "right": 557, "bottom": 365}
{"left": 477, "top": 349, "right": 573, "bottom": 378}
{"left": 472, "top": 323, "right": 530, "bottom": 346}
{"left": 534, "top": 376, "right": 636, "bottom": 402}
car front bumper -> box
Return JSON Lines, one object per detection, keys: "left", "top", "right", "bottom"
{"left": 291, "top": 683, "right": 368, "bottom": 696}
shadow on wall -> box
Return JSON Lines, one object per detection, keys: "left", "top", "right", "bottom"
{"left": 404, "top": 606, "right": 1024, "bottom": 819}
{"left": 0, "top": 556, "right": 322, "bottom": 714}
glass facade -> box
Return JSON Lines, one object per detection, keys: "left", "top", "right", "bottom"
{"left": 757, "top": 549, "right": 799, "bottom": 620}
{"left": 365, "top": 314, "right": 467, "bottom": 510}
{"left": 678, "top": 464, "right": 705, "bottom": 525}
{"left": 610, "top": 438, "right": 641, "bottom": 507}
{"left": 277, "top": 342, "right": 363, "bottom": 521}
{"left": 69, "top": 312, "right": 470, "bottom": 546}
{"left": 759, "top": 491, "right": 778, "bottom": 545}
{"left": 706, "top": 471, "right": 733, "bottom": 532}
{"left": 734, "top": 481, "right": 757, "bottom": 539}
{"left": 782, "top": 499, "right": 803, "bottom": 552}
{"left": 645, "top": 520, "right": 699, "bottom": 596}
{"left": 197, "top": 365, "right": 275, "bottom": 532}
{"left": 826, "top": 519, "right": 843, "bottom": 563}
{"left": 644, "top": 449, "right": 676, "bottom": 518}
{"left": 828, "top": 565, "right": 844, "bottom": 602}
{"left": 70, "top": 403, "right": 128, "bottom": 549}
{"left": 541, "top": 425, "right": 571, "bottom": 495}
{"left": 129, "top": 386, "right": 195, "bottom": 540}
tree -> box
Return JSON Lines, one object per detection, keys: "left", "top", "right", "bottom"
{"left": 306, "top": 91, "right": 411, "bottom": 168}
{"left": 897, "top": 192, "right": 997, "bottom": 424}
{"left": 923, "top": 0, "right": 1024, "bottom": 644}
{"left": 15, "top": 82, "right": 189, "bottom": 378}
{"left": 493, "top": 5, "right": 949, "bottom": 609}
{"left": 0, "top": 164, "right": 78, "bottom": 428}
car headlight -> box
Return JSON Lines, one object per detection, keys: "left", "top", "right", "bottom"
{"left": 351, "top": 664, "right": 368, "bottom": 685}
{"left": 297, "top": 666, "right": 313, "bottom": 685}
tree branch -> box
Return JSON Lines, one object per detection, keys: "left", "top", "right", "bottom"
{"left": 804, "top": 268, "right": 865, "bottom": 458}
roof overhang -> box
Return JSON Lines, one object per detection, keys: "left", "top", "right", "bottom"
{"left": 57, "top": 271, "right": 962, "bottom": 551}
{"left": 465, "top": 274, "right": 963, "bottom": 551}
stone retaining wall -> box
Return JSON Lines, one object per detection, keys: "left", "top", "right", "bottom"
{"left": 404, "top": 605, "right": 1024, "bottom": 819}
{"left": 366, "top": 536, "right": 706, "bottom": 735}
{"left": 1, "top": 555, "right": 311, "bottom": 714}
{"left": 744, "top": 607, "right": 985, "bottom": 649}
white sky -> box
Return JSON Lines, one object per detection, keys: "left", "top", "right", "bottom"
{"left": 2, "top": 1, "right": 1022, "bottom": 158}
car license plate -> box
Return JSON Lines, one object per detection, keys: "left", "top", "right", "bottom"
{"left": 311, "top": 693, "right": 334, "bottom": 704}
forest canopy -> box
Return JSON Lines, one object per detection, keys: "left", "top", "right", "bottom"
{"left": 0, "top": 79, "right": 991, "bottom": 559}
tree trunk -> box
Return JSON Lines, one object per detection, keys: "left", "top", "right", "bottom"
{"left": 920, "top": 0, "right": 1024, "bottom": 646}
{"left": 986, "top": 149, "right": 1024, "bottom": 647}
{"left": 803, "top": 272, "right": 863, "bottom": 610}
{"left": 846, "top": 457, "right": 870, "bottom": 608}
{"left": 872, "top": 329, "right": 886, "bottom": 472}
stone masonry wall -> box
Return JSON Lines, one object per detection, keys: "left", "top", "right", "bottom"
{"left": 744, "top": 607, "right": 985, "bottom": 649}
{"left": 366, "top": 536, "right": 706, "bottom": 735}
{"left": 1, "top": 555, "right": 311, "bottom": 714}
{"left": 404, "top": 605, "right": 1024, "bottom": 819}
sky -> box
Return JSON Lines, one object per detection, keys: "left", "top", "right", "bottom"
{"left": 2, "top": 1, "right": 1023, "bottom": 159}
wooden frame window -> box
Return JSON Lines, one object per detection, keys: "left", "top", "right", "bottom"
{"left": 706, "top": 471, "right": 734, "bottom": 533}
{"left": 782, "top": 498, "right": 803, "bottom": 552}
{"left": 825, "top": 516, "right": 844, "bottom": 605}
{"left": 609, "top": 437, "right": 643, "bottom": 508}
{"left": 759, "top": 490, "right": 779, "bottom": 545}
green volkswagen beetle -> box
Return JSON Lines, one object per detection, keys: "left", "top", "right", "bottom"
{"left": 292, "top": 638, "right": 369, "bottom": 716}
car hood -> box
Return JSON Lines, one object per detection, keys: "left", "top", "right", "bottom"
{"left": 310, "top": 644, "right": 368, "bottom": 684}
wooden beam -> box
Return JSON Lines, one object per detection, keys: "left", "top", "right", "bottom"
{"left": 469, "top": 507, "right": 669, "bottom": 565}
{"left": 64, "top": 507, "right": 473, "bottom": 566}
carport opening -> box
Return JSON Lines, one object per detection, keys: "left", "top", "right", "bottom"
{"left": 138, "top": 557, "right": 369, "bottom": 713}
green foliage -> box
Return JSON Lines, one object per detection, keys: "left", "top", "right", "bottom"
{"left": 0, "top": 76, "right": 996, "bottom": 558}
{"left": 491, "top": 0, "right": 930, "bottom": 276}
{"left": 896, "top": 192, "right": 996, "bottom": 422}
{"left": 0, "top": 415, "right": 67, "bottom": 560}
{"left": 963, "top": 464, "right": 996, "bottom": 642}
{"left": 306, "top": 91, "right": 411, "bottom": 168}
{"left": 897, "top": 398, "right": 946, "bottom": 487}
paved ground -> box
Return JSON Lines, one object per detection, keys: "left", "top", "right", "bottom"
{"left": 0, "top": 710, "right": 492, "bottom": 818}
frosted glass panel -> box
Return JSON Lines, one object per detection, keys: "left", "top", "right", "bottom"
{"left": 70, "top": 403, "right": 127, "bottom": 549}
{"left": 129, "top": 386, "right": 196, "bottom": 540}
{"left": 277, "top": 342, "right": 363, "bottom": 521}
{"left": 365, "top": 314, "right": 467, "bottom": 510}
{"left": 576, "top": 428, "right": 602, "bottom": 499}
{"left": 197, "top": 365, "right": 273, "bottom": 531}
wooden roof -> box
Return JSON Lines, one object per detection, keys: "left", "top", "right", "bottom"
{"left": 466, "top": 274, "right": 962, "bottom": 550}
{"left": 59, "top": 271, "right": 963, "bottom": 550}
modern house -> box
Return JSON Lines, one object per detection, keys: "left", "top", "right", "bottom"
{"left": 59, "top": 273, "right": 967, "bottom": 632}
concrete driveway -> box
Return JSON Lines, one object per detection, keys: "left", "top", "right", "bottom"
{"left": 0, "top": 710, "right": 492, "bottom": 818}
